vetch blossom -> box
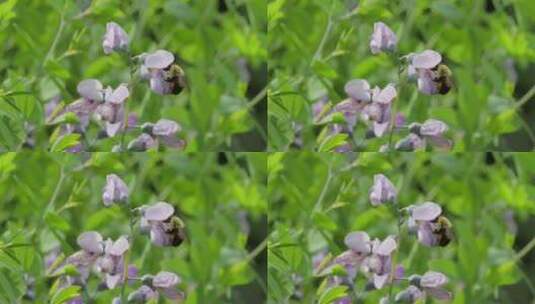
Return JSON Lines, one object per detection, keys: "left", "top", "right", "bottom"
{"left": 95, "top": 84, "right": 130, "bottom": 137}
{"left": 408, "top": 119, "right": 452, "bottom": 150}
{"left": 140, "top": 50, "right": 186, "bottom": 95}
{"left": 369, "top": 174, "right": 397, "bottom": 206}
{"left": 370, "top": 22, "right": 397, "bottom": 54}
{"left": 128, "top": 119, "right": 186, "bottom": 151}
{"left": 103, "top": 22, "right": 129, "bottom": 54}
{"left": 406, "top": 50, "right": 452, "bottom": 95}
{"left": 140, "top": 202, "right": 186, "bottom": 247}
{"left": 404, "top": 271, "right": 452, "bottom": 301}
{"left": 407, "top": 202, "right": 453, "bottom": 247}
{"left": 102, "top": 174, "right": 129, "bottom": 206}
{"left": 96, "top": 236, "right": 130, "bottom": 289}
{"left": 366, "top": 236, "right": 397, "bottom": 289}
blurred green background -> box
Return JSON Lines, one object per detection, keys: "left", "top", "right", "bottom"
{"left": 0, "top": 0, "right": 267, "bottom": 151}
{"left": 268, "top": 152, "right": 535, "bottom": 303}
{"left": 268, "top": 0, "right": 535, "bottom": 151}
{"left": 0, "top": 152, "right": 267, "bottom": 303}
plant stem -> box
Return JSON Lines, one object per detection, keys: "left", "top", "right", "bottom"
{"left": 313, "top": 15, "right": 334, "bottom": 61}
{"left": 120, "top": 53, "right": 136, "bottom": 151}
{"left": 120, "top": 204, "right": 136, "bottom": 302}
{"left": 388, "top": 203, "right": 403, "bottom": 302}
{"left": 313, "top": 166, "right": 334, "bottom": 212}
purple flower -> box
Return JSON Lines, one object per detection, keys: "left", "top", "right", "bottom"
{"left": 103, "top": 22, "right": 129, "bottom": 54}
{"left": 140, "top": 202, "right": 186, "bottom": 247}
{"left": 128, "top": 133, "right": 159, "bottom": 151}
{"left": 370, "top": 22, "right": 397, "bottom": 54}
{"left": 395, "top": 133, "right": 425, "bottom": 151}
{"left": 153, "top": 271, "right": 184, "bottom": 299}
{"left": 408, "top": 119, "right": 452, "bottom": 150}
{"left": 54, "top": 231, "right": 104, "bottom": 286}
{"left": 77, "top": 231, "right": 104, "bottom": 255}
{"left": 96, "top": 84, "right": 130, "bottom": 137}
{"left": 369, "top": 174, "right": 397, "bottom": 206}
{"left": 407, "top": 271, "right": 452, "bottom": 301}
{"left": 129, "top": 119, "right": 186, "bottom": 151}
{"left": 363, "top": 84, "right": 397, "bottom": 137}
{"left": 366, "top": 236, "right": 397, "bottom": 289}
{"left": 407, "top": 50, "right": 443, "bottom": 95}
{"left": 128, "top": 285, "right": 159, "bottom": 302}
{"left": 344, "top": 79, "right": 371, "bottom": 103}
{"left": 102, "top": 174, "right": 129, "bottom": 206}
{"left": 407, "top": 202, "right": 448, "bottom": 247}
{"left": 97, "top": 236, "right": 130, "bottom": 289}
{"left": 395, "top": 285, "right": 424, "bottom": 303}
{"left": 141, "top": 50, "right": 185, "bottom": 95}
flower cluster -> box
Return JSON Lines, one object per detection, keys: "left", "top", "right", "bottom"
{"left": 315, "top": 173, "right": 453, "bottom": 303}
{"left": 47, "top": 174, "right": 186, "bottom": 303}
{"left": 45, "top": 22, "right": 186, "bottom": 152}
{"left": 312, "top": 21, "right": 453, "bottom": 151}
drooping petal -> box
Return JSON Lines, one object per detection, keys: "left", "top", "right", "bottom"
{"left": 395, "top": 134, "right": 425, "bottom": 151}
{"left": 373, "top": 273, "right": 389, "bottom": 289}
{"left": 426, "top": 287, "right": 452, "bottom": 300}
{"left": 411, "top": 202, "right": 442, "bottom": 221}
{"left": 106, "top": 121, "right": 123, "bottom": 138}
{"left": 417, "top": 69, "right": 438, "bottom": 95}
{"left": 417, "top": 222, "right": 438, "bottom": 247}
{"left": 159, "top": 136, "right": 187, "bottom": 149}
{"left": 127, "top": 133, "right": 158, "bottom": 151}
{"left": 395, "top": 285, "right": 424, "bottom": 303}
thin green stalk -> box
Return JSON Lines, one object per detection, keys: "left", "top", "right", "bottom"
{"left": 388, "top": 204, "right": 403, "bottom": 302}
{"left": 120, "top": 205, "right": 136, "bottom": 302}
{"left": 313, "top": 16, "right": 334, "bottom": 61}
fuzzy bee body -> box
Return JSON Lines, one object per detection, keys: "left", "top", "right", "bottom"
{"left": 432, "top": 215, "right": 454, "bottom": 247}
{"left": 432, "top": 64, "right": 453, "bottom": 95}
{"left": 163, "top": 216, "right": 186, "bottom": 247}
{"left": 163, "top": 63, "right": 187, "bottom": 95}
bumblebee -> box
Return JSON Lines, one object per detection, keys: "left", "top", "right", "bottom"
{"left": 431, "top": 215, "right": 454, "bottom": 247}
{"left": 432, "top": 64, "right": 453, "bottom": 95}
{"left": 163, "top": 63, "right": 187, "bottom": 95}
{"left": 163, "top": 215, "right": 186, "bottom": 247}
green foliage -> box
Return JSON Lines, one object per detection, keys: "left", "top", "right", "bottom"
{"left": 268, "top": 0, "right": 535, "bottom": 151}
{"left": 0, "top": 152, "right": 267, "bottom": 303}
{"left": 268, "top": 152, "right": 535, "bottom": 303}
{"left": 0, "top": 0, "right": 266, "bottom": 151}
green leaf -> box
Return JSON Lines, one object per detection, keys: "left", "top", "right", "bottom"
{"left": 318, "top": 285, "right": 349, "bottom": 304}
{"left": 312, "top": 60, "right": 338, "bottom": 79}
{"left": 44, "top": 212, "right": 71, "bottom": 232}
{"left": 50, "top": 133, "right": 81, "bottom": 152}
{"left": 44, "top": 60, "right": 71, "bottom": 80}
{"left": 317, "top": 133, "right": 348, "bottom": 152}
{"left": 50, "top": 286, "right": 81, "bottom": 304}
